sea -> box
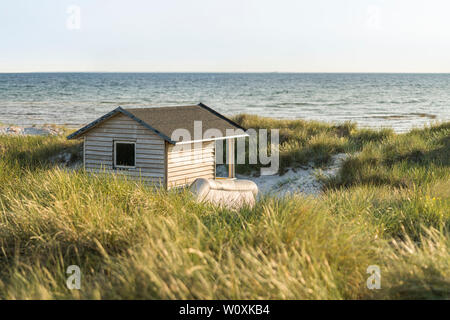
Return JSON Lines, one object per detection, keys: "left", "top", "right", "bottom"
{"left": 0, "top": 73, "right": 449, "bottom": 132}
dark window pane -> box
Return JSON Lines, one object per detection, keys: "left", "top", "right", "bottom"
{"left": 115, "top": 143, "right": 135, "bottom": 167}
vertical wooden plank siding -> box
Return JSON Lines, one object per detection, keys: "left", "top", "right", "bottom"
{"left": 83, "top": 113, "right": 166, "bottom": 186}
{"left": 166, "top": 141, "right": 215, "bottom": 188}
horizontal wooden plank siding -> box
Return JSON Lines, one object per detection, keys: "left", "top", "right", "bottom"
{"left": 83, "top": 113, "right": 166, "bottom": 186}
{"left": 167, "top": 141, "right": 215, "bottom": 188}
{"left": 85, "top": 169, "right": 165, "bottom": 186}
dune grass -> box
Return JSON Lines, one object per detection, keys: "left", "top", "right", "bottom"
{"left": 325, "top": 122, "right": 449, "bottom": 188}
{"left": 232, "top": 114, "right": 393, "bottom": 174}
{"left": 0, "top": 119, "right": 448, "bottom": 299}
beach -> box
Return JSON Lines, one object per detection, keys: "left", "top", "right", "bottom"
{"left": 0, "top": 116, "right": 448, "bottom": 299}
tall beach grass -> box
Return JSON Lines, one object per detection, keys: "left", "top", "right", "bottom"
{"left": 0, "top": 119, "right": 448, "bottom": 299}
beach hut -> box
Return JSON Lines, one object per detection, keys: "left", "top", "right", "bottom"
{"left": 67, "top": 103, "right": 248, "bottom": 189}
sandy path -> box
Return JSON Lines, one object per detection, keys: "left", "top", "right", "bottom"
{"left": 218, "top": 153, "right": 348, "bottom": 196}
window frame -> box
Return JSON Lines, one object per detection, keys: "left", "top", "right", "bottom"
{"left": 113, "top": 140, "right": 136, "bottom": 169}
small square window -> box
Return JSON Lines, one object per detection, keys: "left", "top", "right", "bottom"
{"left": 114, "top": 141, "right": 135, "bottom": 168}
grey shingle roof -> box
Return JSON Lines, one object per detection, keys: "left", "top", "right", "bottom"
{"left": 67, "top": 103, "right": 246, "bottom": 144}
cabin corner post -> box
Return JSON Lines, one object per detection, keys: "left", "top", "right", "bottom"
{"left": 164, "top": 141, "right": 169, "bottom": 190}
{"left": 227, "top": 138, "right": 235, "bottom": 178}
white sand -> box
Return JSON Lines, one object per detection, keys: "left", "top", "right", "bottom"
{"left": 0, "top": 125, "right": 63, "bottom": 136}
{"left": 218, "top": 153, "right": 348, "bottom": 197}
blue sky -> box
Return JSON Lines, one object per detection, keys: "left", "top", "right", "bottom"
{"left": 1, "top": 0, "right": 449, "bottom": 72}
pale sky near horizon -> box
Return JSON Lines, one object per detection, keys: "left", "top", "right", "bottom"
{"left": 1, "top": 0, "right": 449, "bottom": 73}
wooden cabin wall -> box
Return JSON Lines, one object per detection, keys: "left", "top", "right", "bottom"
{"left": 166, "top": 141, "right": 215, "bottom": 188}
{"left": 83, "top": 113, "right": 166, "bottom": 186}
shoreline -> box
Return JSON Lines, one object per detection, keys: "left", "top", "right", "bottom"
{"left": 1, "top": 117, "right": 446, "bottom": 136}
{"left": 0, "top": 124, "right": 66, "bottom": 136}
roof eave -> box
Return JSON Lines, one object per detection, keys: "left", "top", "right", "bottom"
{"left": 197, "top": 102, "right": 247, "bottom": 131}
{"left": 119, "top": 108, "right": 176, "bottom": 144}
{"left": 66, "top": 107, "right": 176, "bottom": 144}
{"left": 174, "top": 133, "right": 249, "bottom": 145}
{"left": 66, "top": 107, "right": 123, "bottom": 140}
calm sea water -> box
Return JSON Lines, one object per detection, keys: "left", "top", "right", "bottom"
{"left": 0, "top": 73, "right": 449, "bottom": 132}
